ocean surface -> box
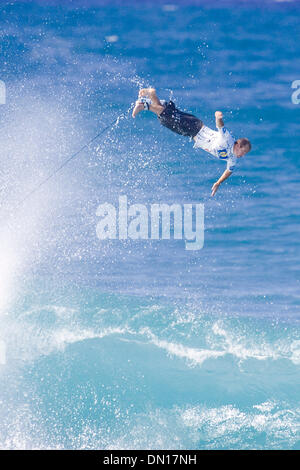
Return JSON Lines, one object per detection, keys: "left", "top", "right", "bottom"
{"left": 0, "top": 0, "right": 299, "bottom": 450}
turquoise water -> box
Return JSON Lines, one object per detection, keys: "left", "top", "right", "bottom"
{"left": 0, "top": 0, "right": 299, "bottom": 449}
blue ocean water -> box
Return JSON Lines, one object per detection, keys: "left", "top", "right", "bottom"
{"left": 0, "top": 0, "right": 299, "bottom": 450}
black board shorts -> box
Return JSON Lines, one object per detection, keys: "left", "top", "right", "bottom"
{"left": 158, "top": 100, "right": 203, "bottom": 138}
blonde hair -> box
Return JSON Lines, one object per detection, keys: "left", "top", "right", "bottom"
{"left": 237, "top": 138, "right": 251, "bottom": 152}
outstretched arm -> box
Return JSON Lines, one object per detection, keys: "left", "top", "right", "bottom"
{"left": 215, "top": 110, "right": 224, "bottom": 128}
{"left": 211, "top": 169, "right": 232, "bottom": 196}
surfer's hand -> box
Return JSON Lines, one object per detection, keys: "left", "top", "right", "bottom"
{"left": 211, "top": 182, "right": 220, "bottom": 197}
{"left": 215, "top": 111, "right": 224, "bottom": 129}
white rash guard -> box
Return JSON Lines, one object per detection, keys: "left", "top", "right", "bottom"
{"left": 193, "top": 125, "right": 237, "bottom": 172}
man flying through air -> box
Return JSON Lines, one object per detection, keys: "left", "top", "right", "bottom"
{"left": 132, "top": 88, "right": 251, "bottom": 196}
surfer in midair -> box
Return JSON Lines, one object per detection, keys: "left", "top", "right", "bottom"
{"left": 132, "top": 88, "right": 251, "bottom": 196}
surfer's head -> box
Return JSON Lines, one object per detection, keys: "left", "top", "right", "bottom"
{"left": 234, "top": 138, "right": 251, "bottom": 157}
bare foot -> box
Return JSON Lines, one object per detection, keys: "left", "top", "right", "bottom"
{"left": 132, "top": 100, "right": 145, "bottom": 118}
{"left": 138, "top": 87, "right": 161, "bottom": 106}
{"left": 132, "top": 88, "right": 164, "bottom": 118}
